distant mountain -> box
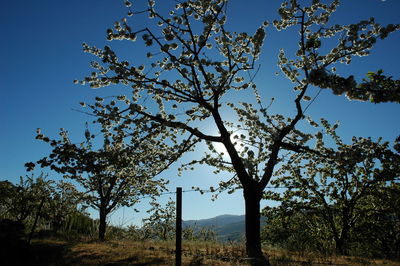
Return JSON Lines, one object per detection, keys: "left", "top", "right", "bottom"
{"left": 183, "top": 214, "right": 244, "bottom": 228}
{"left": 183, "top": 214, "right": 266, "bottom": 241}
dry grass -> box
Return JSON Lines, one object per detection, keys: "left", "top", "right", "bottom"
{"left": 30, "top": 239, "right": 400, "bottom": 265}
{"left": 267, "top": 247, "right": 400, "bottom": 265}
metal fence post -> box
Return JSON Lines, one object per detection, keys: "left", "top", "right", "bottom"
{"left": 176, "top": 187, "right": 182, "bottom": 266}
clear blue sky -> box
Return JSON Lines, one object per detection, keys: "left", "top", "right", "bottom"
{"left": 1, "top": 0, "right": 399, "bottom": 226}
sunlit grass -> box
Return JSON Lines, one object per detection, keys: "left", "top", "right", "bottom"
{"left": 31, "top": 239, "right": 400, "bottom": 265}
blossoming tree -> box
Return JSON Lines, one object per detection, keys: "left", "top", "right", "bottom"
{"left": 265, "top": 120, "right": 400, "bottom": 254}
{"left": 27, "top": 106, "right": 194, "bottom": 241}
{"left": 142, "top": 198, "right": 176, "bottom": 240}
{"left": 76, "top": 0, "right": 399, "bottom": 262}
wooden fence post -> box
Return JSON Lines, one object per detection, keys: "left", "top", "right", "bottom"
{"left": 176, "top": 187, "right": 182, "bottom": 266}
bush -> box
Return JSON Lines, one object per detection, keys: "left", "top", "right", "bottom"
{"left": 0, "top": 219, "right": 32, "bottom": 265}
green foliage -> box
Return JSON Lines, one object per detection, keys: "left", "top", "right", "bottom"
{"left": 361, "top": 70, "right": 400, "bottom": 103}
{"left": 12, "top": 174, "right": 53, "bottom": 225}
{"left": 348, "top": 183, "right": 400, "bottom": 258}
{"left": 263, "top": 186, "right": 400, "bottom": 258}
{"left": 105, "top": 224, "right": 129, "bottom": 240}
{"left": 183, "top": 224, "right": 217, "bottom": 242}
{"left": 125, "top": 225, "right": 147, "bottom": 241}
{"left": 0, "top": 174, "right": 86, "bottom": 238}
{"left": 264, "top": 121, "right": 400, "bottom": 257}
{"left": 62, "top": 211, "right": 97, "bottom": 238}
{"left": 48, "top": 181, "right": 85, "bottom": 233}
{"left": 196, "top": 226, "right": 216, "bottom": 242}
{"left": 308, "top": 69, "right": 400, "bottom": 103}
{"left": 142, "top": 198, "right": 176, "bottom": 240}
{"left": 0, "top": 174, "right": 54, "bottom": 230}
{"left": 262, "top": 207, "right": 333, "bottom": 253}
{"left": 0, "top": 180, "right": 18, "bottom": 219}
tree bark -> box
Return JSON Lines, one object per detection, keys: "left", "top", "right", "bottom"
{"left": 335, "top": 208, "right": 350, "bottom": 255}
{"left": 243, "top": 187, "right": 270, "bottom": 266}
{"left": 99, "top": 206, "right": 107, "bottom": 241}
{"left": 28, "top": 197, "right": 45, "bottom": 244}
{"left": 335, "top": 237, "right": 345, "bottom": 255}
{"left": 335, "top": 231, "right": 349, "bottom": 255}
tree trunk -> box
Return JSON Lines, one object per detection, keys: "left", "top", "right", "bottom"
{"left": 335, "top": 231, "right": 349, "bottom": 255}
{"left": 28, "top": 197, "right": 45, "bottom": 244}
{"left": 99, "top": 207, "right": 107, "bottom": 241}
{"left": 335, "top": 237, "right": 345, "bottom": 255}
{"left": 335, "top": 211, "right": 350, "bottom": 255}
{"left": 243, "top": 188, "right": 270, "bottom": 266}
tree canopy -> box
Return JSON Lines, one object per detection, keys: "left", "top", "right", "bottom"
{"left": 72, "top": 0, "right": 399, "bottom": 262}
{"left": 27, "top": 106, "right": 194, "bottom": 240}
{"left": 265, "top": 120, "right": 400, "bottom": 255}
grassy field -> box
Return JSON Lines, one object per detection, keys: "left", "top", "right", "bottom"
{"left": 28, "top": 239, "right": 400, "bottom": 265}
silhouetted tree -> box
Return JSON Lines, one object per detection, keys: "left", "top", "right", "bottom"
{"left": 142, "top": 198, "right": 176, "bottom": 240}
{"left": 266, "top": 120, "right": 400, "bottom": 255}
{"left": 75, "top": 0, "right": 399, "bottom": 262}
{"left": 28, "top": 109, "right": 192, "bottom": 240}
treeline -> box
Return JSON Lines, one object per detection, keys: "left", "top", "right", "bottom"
{"left": 0, "top": 174, "right": 97, "bottom": 240}
{"left": 1, "top": 169, "right": 398, "bottom": 260}
{"left": 262, "top": 185, "right": 400, "bottom": 259}
{"left": 261, "top": 123, "right": 400, "bottom": 259}
{"left": 0, "top": 182, "right": 215, "bottom": 242}
{"left": 99, "top": 198, "right": 216, "bottom": 242}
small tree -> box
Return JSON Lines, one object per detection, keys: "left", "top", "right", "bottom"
{"left": 263, "top": 182, "right": 400, "bottom": 258}
{"left": 142, "top": 198, "right": 176, "bottom": 240}
{"left": 266, "top": 120, "right": 400, "bottom": 255}
{"left": 0, "top": 174, "right": 85, "bottom": 236}
{"left": 0, "top": 180, "right": 18, "bottom": 219}
{"left": 62, "top": 210, "right": 97, "bottom": 238}
{"left": 77, "top": 0, "right": 399, "bottom": 262}
{"left": 352, "top": 182, "right": 400, "bottom": 258}
{"left": 1, "top": 174, "right": 53, "bottom": 226}
{"left": 262, "top": 206, "right": 329, "bottom": 252}
{"left": 47, "top": 181, "right": 84, "bottom": 233}
{"left": 28, "top": 109, "right": 192, "bottom": 240}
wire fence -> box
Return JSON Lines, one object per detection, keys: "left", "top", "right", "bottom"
{"left": 112, "top": 185, "right": 293, "bottom": 226}
{"left": 135, "top": 185, "right": 292, "bottom": 200}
